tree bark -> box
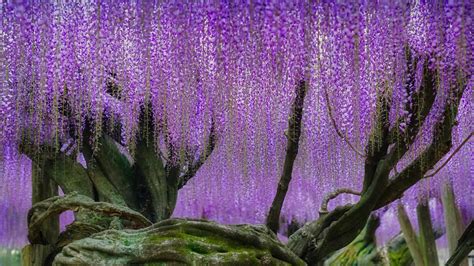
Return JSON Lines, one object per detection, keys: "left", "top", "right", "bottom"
{"left": 416, "top": 199, "right": 439, "bottom": 266}
{"left": 397, "top": 203, "right": 424, "bottom": 266}
{"left": 442, "top": 182, "right": 468, "bottom": 266}
{"left": 134, "top": 139, "right": 179, "bottom": 222}
{"left": 266, "top": 80, "right": 307, "bottom": 233}
{"left": 90, "top": 134, "right": 139, "bottom": 210}
{"left": 44, "top": 154, "right": 94, "bottom": 199}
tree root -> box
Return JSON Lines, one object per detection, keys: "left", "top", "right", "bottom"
{"left": 53, "top": 218, "right": 306, "bottom": 266}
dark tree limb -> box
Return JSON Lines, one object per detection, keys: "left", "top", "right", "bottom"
{"left": 361, "top": 92, "right": 392, "bottom": 194}
{"left": 446, "top": 221, "right": 474, "bottom": 266}
{"left": 134, "top": 138, "right": 177, "bottom": 221}
{"left": 425, "top": 132, "right": 472, "bottom": 178}
{"left": 44, "top": 154, "right": 95, "bottom": 200}
{"left": 288, "top": 78, "right": 393, "bottom": 265}
{"left": 384, "top": 59, "right": 438, "bottom": 175}
{"left": 177, "top": 115, "right": 217, "bottom": 189}
{"left": 88, "top": 134, "right": 139, "bottom": 210}
{"left": 266, "top": 80, "right": 307, "bottom": 233}
{"left": 288, "top": 204, "right": 353, "bottom": 264}
{"left": 83, "top": 161, "right": 127, "bottom": 206}
{"left": 319, "top": 188, "right": 360, "bottom": 215}
{"left": 375, "top": 76, "right": 468, "bottom": 208}
{"left": 133, "top": 101, "right": 217, "bottom": 221}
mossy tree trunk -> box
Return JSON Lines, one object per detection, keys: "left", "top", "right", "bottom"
{"left": 325, "top": 214, "right": 383, "bottom": 265}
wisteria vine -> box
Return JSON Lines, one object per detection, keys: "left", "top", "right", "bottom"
{"left": 0, "top": 1, "right": 472, "bottom": 248}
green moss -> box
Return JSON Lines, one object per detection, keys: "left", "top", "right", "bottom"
{"left": 54, "top": 220, "right": 302, "bottom": 265}
{"left": 141, "top": 227, "right": 284, "bottom": 265}
{"left": 388, "top": 244, "right": 412, "bottom": 266}
{"left": 187, "top": 242, "right": 210, "bottom": 255}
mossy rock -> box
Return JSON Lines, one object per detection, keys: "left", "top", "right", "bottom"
{"left": 53, "top": 218, "right": 305, "bottom": 265}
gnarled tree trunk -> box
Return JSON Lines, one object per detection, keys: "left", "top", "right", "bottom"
{"left": 21, "top": 99, "right": 217, "bottom": 264}
{"left": 286, "top": 52, "right": 469, "bottom": 265}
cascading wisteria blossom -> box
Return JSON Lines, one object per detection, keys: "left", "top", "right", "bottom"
{"left": 0, "top": 0, "right": 472, "bottom": 248}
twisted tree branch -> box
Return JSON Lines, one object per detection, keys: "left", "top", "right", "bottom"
{"left": 375, "top": 76, "right": 468, "bottom": 209}
{"left": 319, "top": 188, "right": 361, "bottom": 215}
{"left": 28, "top": 192, "right": 152, "bottom": 245}
{"left": 424, "top": 131, "right": 472, "bottom": 178}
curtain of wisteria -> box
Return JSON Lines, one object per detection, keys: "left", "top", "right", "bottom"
{"left": 1, "top": 1, "right": 472, "bottom": 248}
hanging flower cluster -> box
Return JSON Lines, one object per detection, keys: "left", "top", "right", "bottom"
{"left": 0, "top": 1, "right": 472, "bottom": 247}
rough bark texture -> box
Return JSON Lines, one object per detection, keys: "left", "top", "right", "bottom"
{"left": 446, "top": 221, "right": 474, "bottom": 266}
{"left": 266, "top": 80, "right": 307, "bottom": 233}
{"left": 442, "top": 182, "right": 468, "bottom": 266}
{"left": 25, "top": 193, "right": 153, "bottom": 265}
{"left": 397, "top": 204, "right": 424, "bottom": 266}
{"left": 53, "top": 218, "right": 306, "bottom": 266}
